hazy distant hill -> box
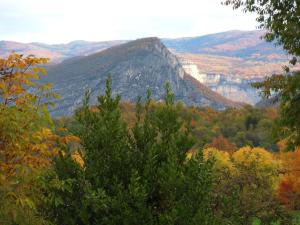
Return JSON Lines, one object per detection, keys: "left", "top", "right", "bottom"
{"left": 0, "top": 40, "right": 127, "bottom": 63}
{"left": 44, "top": 38, "right": 240, "bottom": 116}
{"left": 1, "top": 30, "right": 295, "bottom": 76}
{"left": 164, "top": 30, "right": 286, "bottom": 61}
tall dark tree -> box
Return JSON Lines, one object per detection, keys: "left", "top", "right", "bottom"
{"left": 41, "top": 78, "right": 220, "bottom": 225}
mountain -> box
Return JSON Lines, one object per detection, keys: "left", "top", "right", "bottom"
{"left": 163, "top": 30, "right": 286, "bottom": 61}
{"left": 3, "top": 30, "right": 297, "bottom": 106}
{"left": 1, "top": 31, "right": 286, "bottom": 61}
{"left": 162, "top": 30, "right": 298, "bottom": 104}
{"left": 0, "top": 40, "right": 127, "bottom": 63}
{"left": 44, "top": 37, "right": 240, "bottom": 116}
{"left": 1, "top": 30, "right": 295, "bottom": 76}
{"left": 176, "top": 52, "right": 292, "bottom": 78}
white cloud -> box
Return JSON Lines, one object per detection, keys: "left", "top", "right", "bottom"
{"left": 0, "top": 0, "right": 258, "bottom": 43}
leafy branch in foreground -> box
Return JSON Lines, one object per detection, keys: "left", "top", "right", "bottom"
{"left": 223, "top": 0, "right": 300, "bottom": 149}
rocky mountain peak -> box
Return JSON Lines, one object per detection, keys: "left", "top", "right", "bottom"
{"left": 44, "top": 37, "right": 240, "bottom": 116}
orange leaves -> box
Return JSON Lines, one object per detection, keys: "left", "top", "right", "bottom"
{"left": 1, "top": 126, "right": 56, "bottom": 178}
{"left": 0, "top": 53, "right": 80, "bottom": 182}
{"left": 60, "top": 135, "right": 81, "bottom": 145}
{"left": 0, "top": 53, "right": 81, "bottom": 224}
{"left": 0, "top": 120, "right": 81, "bottom": 180}
{"left": 206, "top": 135, "right": 237, "bottom": 154}
{"left": 0, "top": 53, "right": 50, "bottom": 107}
{"left": 278, "top": 175, "right": 300, "bottom": 209}
{"left": 280, "top": 148, "right": 300, "bottom": 175}
{"left": 278, "top": 148, "right": 300, "bottom": 209}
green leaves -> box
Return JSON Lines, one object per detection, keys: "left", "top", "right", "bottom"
{"left": 42, "top": 77, "right": 220, "bottom": 225}
{"left": 224, "top": 0, "right": 300, "bottom": 150}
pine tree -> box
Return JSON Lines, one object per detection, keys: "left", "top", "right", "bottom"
{"left": 42, "top": 78, "right": 220, "bottom": 225}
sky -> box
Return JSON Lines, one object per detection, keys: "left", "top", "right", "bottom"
{"left": 0, "top": 0, "right": 258, "bottom": 44}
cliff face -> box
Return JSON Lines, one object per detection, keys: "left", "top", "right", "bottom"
{"left": 44, "top": 38, "right": 239, "bottom": 116}
{"left": 180, "top": 59, "right": 262, "bottom": 105}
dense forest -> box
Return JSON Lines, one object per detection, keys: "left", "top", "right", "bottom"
{"left": 1, "top": 0, "right": 300, "bottom": 224}
{"left": 0, "top": 53, "right": 299, "bottom": 225}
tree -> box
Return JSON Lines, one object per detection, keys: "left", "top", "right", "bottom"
{"left": 0, "top": 53, "right": 58, "bottom": 178}
{"left": 223, "top": 0, "right": 300, "bottom": 149}
{"left": 42, "top": 79, "right": 221, "bottom": 225}
{"left": 253, "top": 71, "right": 300, "bottom": 149}
{"left": 205, "top": 146, "right": 291, "bottom": 225}
{"left": 0, "top": 53, "right": 77, "bottom": 225}
{"left": 278, "top": 148, "right": 300, "bottom": 210}
{"left": 206, "top": 135, "right": 237, "bottom": 154}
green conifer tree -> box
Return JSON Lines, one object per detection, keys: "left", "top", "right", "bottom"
{"left": 41, "top": 77, "right": 221, "bottom": 225}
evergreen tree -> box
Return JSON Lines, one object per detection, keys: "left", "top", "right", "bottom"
{"left": 42, "top": 77, "right": 220, "bottom": 225}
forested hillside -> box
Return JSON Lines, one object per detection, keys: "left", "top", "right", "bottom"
{"left": 1, "top": 53, "right": 300, "bottom": 225}
{"left": 1, "top": 0, "right": 300, "bottom": 224}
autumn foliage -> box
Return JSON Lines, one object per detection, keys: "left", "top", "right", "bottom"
{"left": 0, "top": 53, "right": 298, "bottom": 224}
{"left": 0, "top": 53, "right": 79, "bottom": 225}
{"left": 206, "top": 135, "right": 237, "bottom": 154}
{"left": 0, "top": 53, "right": 59, "bottom": 180}
{"left": 278, "top": 148, "right": 300, "bottom": 210}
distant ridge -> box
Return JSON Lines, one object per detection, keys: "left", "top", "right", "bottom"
{"left": 163, "top": 30, "right": 285, "bottom": 60}
{"left": 1, "top": 30, "right": 292, "bottom": 76}
{"left": 43, "top": 37, "right": 240, "bottom": 116}
{"left": 0, "top": 39, "right": 127, "bottom": 63}
{"left": 0, "top": 30, "right": 287, "bottom": 63}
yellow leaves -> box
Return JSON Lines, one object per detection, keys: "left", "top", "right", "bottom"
{"left": 203, "top": 146, "right": 282, "bottom": 185}
{"left": 71, "top": 151, "right": 85, "bottom": 168}
{"left": 0, "top": 80, "right": 5, "bottom": 90}
{"left": 40, "top": 128, "right": 53, "bottom": 137}
{"left": 186, "top": 151, "right": 194, "bottom": 160}
{"left": 0, "top": 53, "right": 51, "bottom": 107}
{"left": 186, "top": 148, "right": 198, "bottom": 160}
{"left": 60, "top": 135, "right": 81, "bottom": 145}
{"left": 0, "top": 121, "right": 81, "bottom": 180}
{"left": 232, "top": 146, "right": 279, "bottom": 170}
{"left": 32, "top": 67, "right": 47, "bottom": 75}
{"left": 204, "top": 147, "right": 236, "bottom": 173}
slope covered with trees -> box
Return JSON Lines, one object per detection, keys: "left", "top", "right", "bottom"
{"left": 1, "top": 53, "right": 300, "bottom": 224}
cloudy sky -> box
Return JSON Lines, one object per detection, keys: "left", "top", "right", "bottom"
{"left": 0, "top": 0, "right": 258, "bottom": 44}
